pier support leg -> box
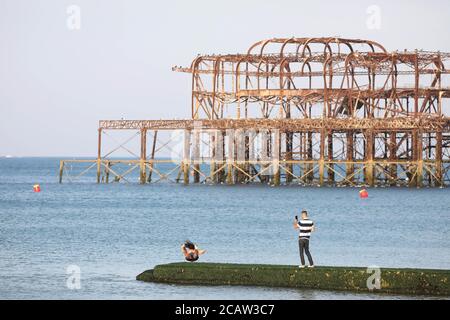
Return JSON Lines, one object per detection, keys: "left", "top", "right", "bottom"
{"left": 97, "top": 128, "right": 102, "bottom": 184}
{"left": 183, "top": 129, "right": 191, "bottom": 185}
{"left": 210, "top": 131, "right": 216, "bottom": 184}
{"left": 219, "top": 131, "right": 226, "bottom": 183}
{"left": 244, "top": 134, "right": 250, "bottom": 183}
{"left": 409, "top": 130, "right": 420, "bottom": 187}
{"left": 327, "top": 133, "right": 334, "bottom": 185}
{"left": 285, "top": 132, "right": 293, "bottom": 184}
{"left": 226, "top": 130, "right": 234, "bottom": 185}
{"left": 389, "top": 131, "right": 397, "bottom": 186}
{"left": 193, "top": 130, "right": 200, "bottom": 183}
{"left": 307, "top": 132, "right": 314, "bottom": 183}
{"left": 248, "top": 130, "right": 256, "bottom": 183}
{"left": 298, "top": 132, "right": 304, "bottom": 181}
{"left": 140, "top": 128, "right": 147, "bottom": 184}
{"left": 235, "top": 129, "right": 245, "bottom": 183}
{"left": 260, "top": 129, "right": 270, "bottom": 184}
{"left": 273, "top": 130, "right": 280, "bottom": 186}
{"left": 346, "top": 131, "right": 354, "bottom": 185}
{"left": 105, "top": 161, "right": 111, "bottom": 183}
{"left": 319, "top": 130, "right": 325, "bottom": 186}
{"left": 365, "top": 130, "right": 374, "bottom": 187}
{"left": 416, "top": 131, "right": 423, "bottom": 188}
{"left": 147, "top": 130, "right": 158, "bottom": 183}
{"left": 436, "top": 131, "right": 443, "bottom": 187}
{"left": 59, "top": 161, "right": 64, "bottom": 183}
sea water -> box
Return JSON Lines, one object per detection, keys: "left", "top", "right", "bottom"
{"left": 0, "top": 157, "right": 449, "bottom": 299}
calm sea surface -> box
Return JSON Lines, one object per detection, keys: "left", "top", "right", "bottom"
{"left": 0, "top": 157, "right": 449, "bottom": 299}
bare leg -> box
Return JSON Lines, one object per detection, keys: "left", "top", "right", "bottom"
{"left": 181, "top": 244, "right": 188, "bottom": 257}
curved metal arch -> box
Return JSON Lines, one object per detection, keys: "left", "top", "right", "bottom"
{"left": 246, "top": 39, "right": 272, "bottom": 56}
{"left": 234, "top": 56, "right": 247, "bottom": 93}
{"left": 333, "top": 38, "right": 354, "bottom": 55}
{"left": 255, "top": 57, "right": 271, "bottom": 91}
{"left": 296, "top": 41, "right": 312, "bottom": 59}
{"left": 278, "top": 57, "right": 291, "bottom": 89}
{"left": 246, "top": 37, "right": 387, "bottom": 58}
{"left": 280, "top": 37, "right": 298, "bottom": 58}
{"left": 190, "top": 55, "right": 205, "bottom": 119}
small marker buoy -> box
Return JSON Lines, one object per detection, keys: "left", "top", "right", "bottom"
{"left": 33, "top": 184, "right": 41, "bottom": 193}
{"left": 359, "top": 188, "right": 368, "bottom": 198}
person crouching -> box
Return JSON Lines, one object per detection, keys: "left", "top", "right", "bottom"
{"left": 181, "top": 240, "right": 206, "bottom": 262}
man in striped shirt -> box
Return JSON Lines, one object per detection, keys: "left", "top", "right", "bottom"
{"left": 294, "top": 210, "right": 315, "bottom": 268}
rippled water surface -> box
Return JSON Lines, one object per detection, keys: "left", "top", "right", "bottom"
{"left": 0, "top": 158, "right": 449, "bottom": 299}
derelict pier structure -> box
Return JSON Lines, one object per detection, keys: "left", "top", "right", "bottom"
{"left": 60, "top": 38, "right": 450, "bottom": 187}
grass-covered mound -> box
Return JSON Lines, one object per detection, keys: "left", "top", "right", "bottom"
{"left": 136, "top": 262, "right": 450, "bottom": 296}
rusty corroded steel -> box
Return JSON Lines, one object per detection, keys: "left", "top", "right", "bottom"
{"left": 172, "top": 37, "right": 449, "bottom": 120}
{"left": 99, "top": 117, "right": 450, "bottom": 131}
{"left": 60, "top": 38, "right": 450, "bottom": 187}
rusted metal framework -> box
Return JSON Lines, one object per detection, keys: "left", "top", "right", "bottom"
{"left": 60, "top": 38, "right": 450, "bottom": 187}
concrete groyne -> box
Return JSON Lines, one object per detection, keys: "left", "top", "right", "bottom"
{"left": 137, "top": 262, "right": 450, "bottom": 296}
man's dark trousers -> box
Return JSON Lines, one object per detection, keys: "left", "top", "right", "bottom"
{"left": 299, "top": 238, "right": 314, "bottom": 266}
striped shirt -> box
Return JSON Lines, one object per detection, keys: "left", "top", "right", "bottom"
{"left": 298, "top": 219, "right": 314, "bottom": 239}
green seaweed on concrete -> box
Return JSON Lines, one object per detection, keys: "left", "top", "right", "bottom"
{"left": 136, "top": 262, "right": 450, "bottom": 296}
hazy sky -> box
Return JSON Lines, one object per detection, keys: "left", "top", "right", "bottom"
{"left": 1, "top": 0, "right": 449, "bottom": 156}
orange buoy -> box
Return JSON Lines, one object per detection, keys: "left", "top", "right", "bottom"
{"left": 359, "top": 188, "right": 368, "bottom": 198}
{"left": 33, "top": 184, "right": 41, "bottom": 193}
